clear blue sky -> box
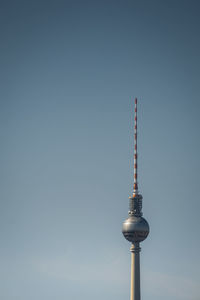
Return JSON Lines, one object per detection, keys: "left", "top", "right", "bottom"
{"left": 0, "top": 1, "right": 200, "bottom": 299}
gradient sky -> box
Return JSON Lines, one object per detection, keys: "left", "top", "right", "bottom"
{"left": 0, "top": 1, "right": 200, "bottom": 299}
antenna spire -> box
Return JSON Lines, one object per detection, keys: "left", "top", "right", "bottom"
{"left": 133, "top": 98, "right": 138, "bottom": 195}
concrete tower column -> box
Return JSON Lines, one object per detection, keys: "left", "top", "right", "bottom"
{"left": 130, "top": 243, "right": 141, "bottom": 300}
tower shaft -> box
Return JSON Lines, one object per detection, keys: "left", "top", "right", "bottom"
{"left": 130, "top": 243, "right": 141, "bottom": 300}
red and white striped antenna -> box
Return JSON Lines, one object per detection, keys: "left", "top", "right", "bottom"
{"left": 133, "top": 97, "right": 138, "bottom": 195}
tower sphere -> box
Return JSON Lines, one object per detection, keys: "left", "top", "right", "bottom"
{"left": 122, "top": 215, "right": 149, "bottom": 243}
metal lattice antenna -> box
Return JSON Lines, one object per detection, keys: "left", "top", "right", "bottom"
{"left": 133, "top": 98, "right": 138, "bottom": 195}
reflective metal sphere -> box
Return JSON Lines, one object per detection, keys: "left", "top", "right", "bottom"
{"left": 122, "top": 216, "right": 149, "bottom": 243}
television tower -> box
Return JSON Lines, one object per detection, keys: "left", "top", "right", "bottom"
{"left": 122, "top": 98, "right": 149, "bottom": 300}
